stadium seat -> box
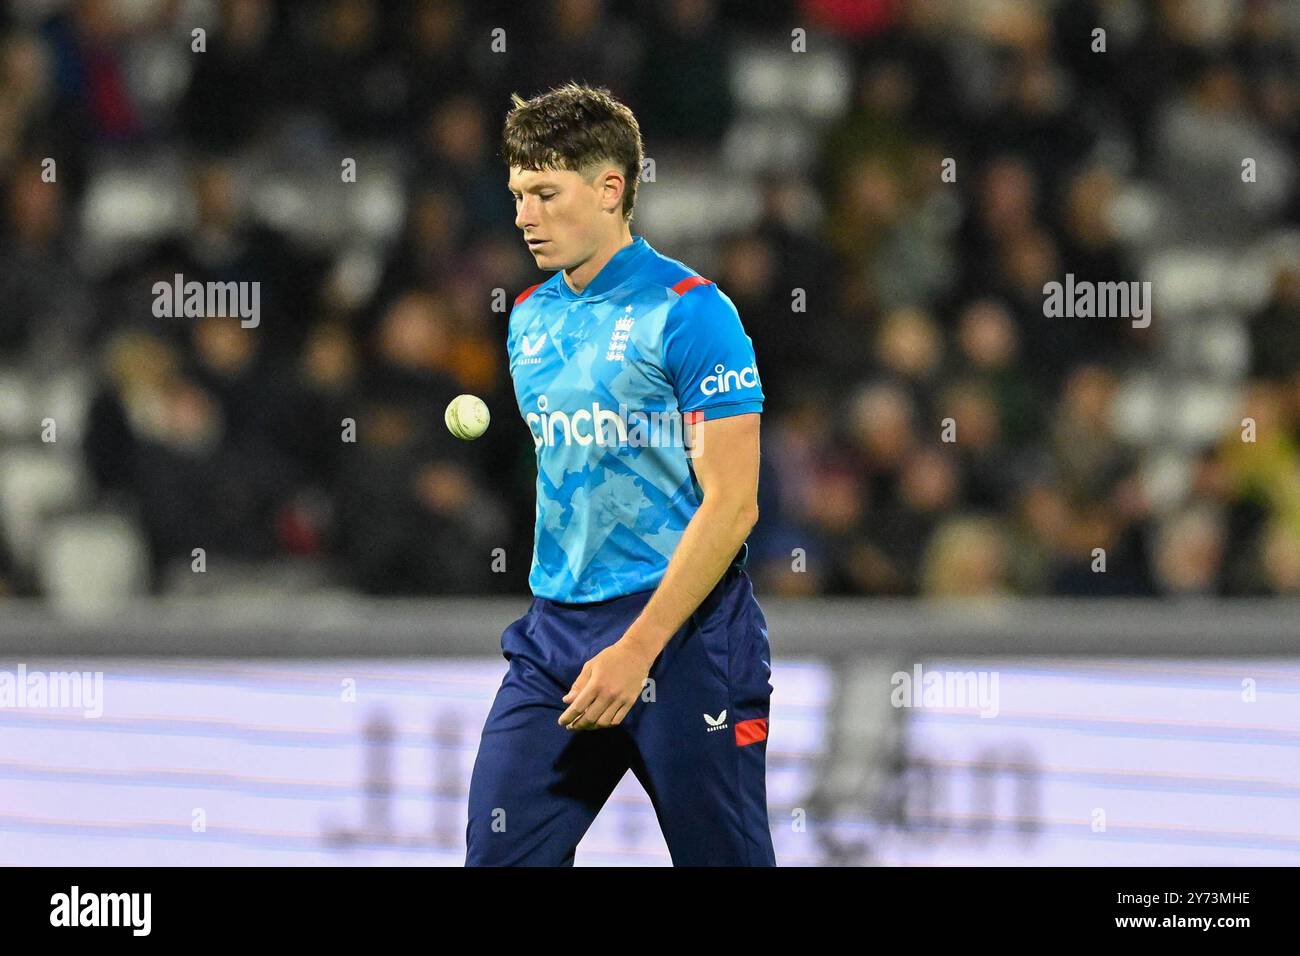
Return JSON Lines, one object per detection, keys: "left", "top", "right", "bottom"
{"left": 729, "top": 44, "right": 853, "bottom": 120}
{"left": 0, "top": 450, "right": 86, "bottom": 572}
{"left": 34, "top": 511, "right": 150, "bottom": 618}
{"left": 1172, "top": 382, "right": 1240, "bottom": 445}
{"left": 79, "top": 161, "right": 187, "bottom": 266}
{"left": 637, "top": 163, "right": 761, "bottom": 243}
{"left": 0, "top": 370, "right": 36, "bottom": 439}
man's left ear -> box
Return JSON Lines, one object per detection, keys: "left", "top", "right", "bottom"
{"left": 602, "top": 170, "right": 626, "bottom": 214}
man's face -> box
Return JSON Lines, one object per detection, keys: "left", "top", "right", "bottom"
{"left": 508, "top": 165, "right": 610, "bottom": 271}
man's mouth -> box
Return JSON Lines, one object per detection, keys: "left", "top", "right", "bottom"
{"left": 527, "top": 238, "right": 548, "bottom": 248}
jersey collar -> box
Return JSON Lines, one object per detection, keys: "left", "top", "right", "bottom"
{"left": 556, "top": 235, "right": 650, "bottom": 300}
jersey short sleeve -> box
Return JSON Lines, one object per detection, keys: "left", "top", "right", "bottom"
{"left": 661, "top": 282, "right": 765, "bottom": 421}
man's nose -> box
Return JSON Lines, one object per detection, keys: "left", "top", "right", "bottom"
{"left": 515, "top": 197, "right": 536, "bottom": 231}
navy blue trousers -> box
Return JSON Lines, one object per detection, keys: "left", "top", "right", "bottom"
{"left": 465, "top": 564, "right": 776, "bottom": 866}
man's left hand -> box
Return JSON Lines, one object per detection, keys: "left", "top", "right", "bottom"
{"left": 559, "top": 639, "right": 658, "bottom": 731}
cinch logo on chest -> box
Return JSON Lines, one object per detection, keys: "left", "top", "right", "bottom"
{"left": 525, "top": 393, "right": 689, "bottom": 450}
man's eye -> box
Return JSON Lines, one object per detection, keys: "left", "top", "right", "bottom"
{"left": 540, "top": 193, "right": 556, "bottom": 201}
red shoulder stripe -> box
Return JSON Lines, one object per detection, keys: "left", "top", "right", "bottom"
{"left": 514, "top": 283, "right": 541, "bottom": 306}
{"left": 670, "top": 275, "right": 713, "bottom": 296}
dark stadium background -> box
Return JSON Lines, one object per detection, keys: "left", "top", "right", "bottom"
{"left": 1, "top": 0, "right": 1295, "bottom": 602}
{"left": 0, "top": 0, "right": 1297, "bottom": 868}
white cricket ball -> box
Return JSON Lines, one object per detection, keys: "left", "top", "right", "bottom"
{"left": 445, "top": 394, "right": 490, "bottom": 440}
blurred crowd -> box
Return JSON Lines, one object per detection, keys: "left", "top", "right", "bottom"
{"left": 0, "top": 0, "right": 1297, "bottom": 601}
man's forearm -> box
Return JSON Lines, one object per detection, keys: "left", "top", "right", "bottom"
{"left": 620, "top": 497, "right": 756, "bottom": 661}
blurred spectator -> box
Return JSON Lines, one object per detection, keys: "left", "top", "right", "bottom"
{"left": 1152, "top": 504, "right": 1227, "bottom": 596}
{"left": 636, "top": 0, "right": 732, "bottom": 145}
{"left": 416, "top": 94, "right": 505, "bottom": 240}
{"left": 0, "top": 33, "right": 53, "bottom": 175}
{"left": 955, "top": 298, "right": 1042, "bottom": 448}
{"left": 179, "top": 0, "right": 280, "bottom": 151}
{"left": 919, "top": 515, "right": 1013, "bottom": 598}
{"left": 518, "top": 0, "right": 640, "bottom": 101}
{"left": 1249, "top": 263, "right": 1300, "bottom": 381}
{"left": 0, "top": 160, "right": 91, "bottom": 364}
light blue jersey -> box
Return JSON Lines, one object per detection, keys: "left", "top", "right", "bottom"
{"left": 507, "top": 235, "right": 764, "bottom": 603}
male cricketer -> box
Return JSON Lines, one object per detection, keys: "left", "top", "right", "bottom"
{"left": 465, "top": 83, "right": 775, "bottom": 867}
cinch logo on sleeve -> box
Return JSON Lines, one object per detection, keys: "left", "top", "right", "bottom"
{"left": 698, "top": 363, "right": 760, "bottom": 396}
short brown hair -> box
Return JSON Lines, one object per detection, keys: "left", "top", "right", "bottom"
{"left": 502, "top": 82, "right": 645, "bottom": 221}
